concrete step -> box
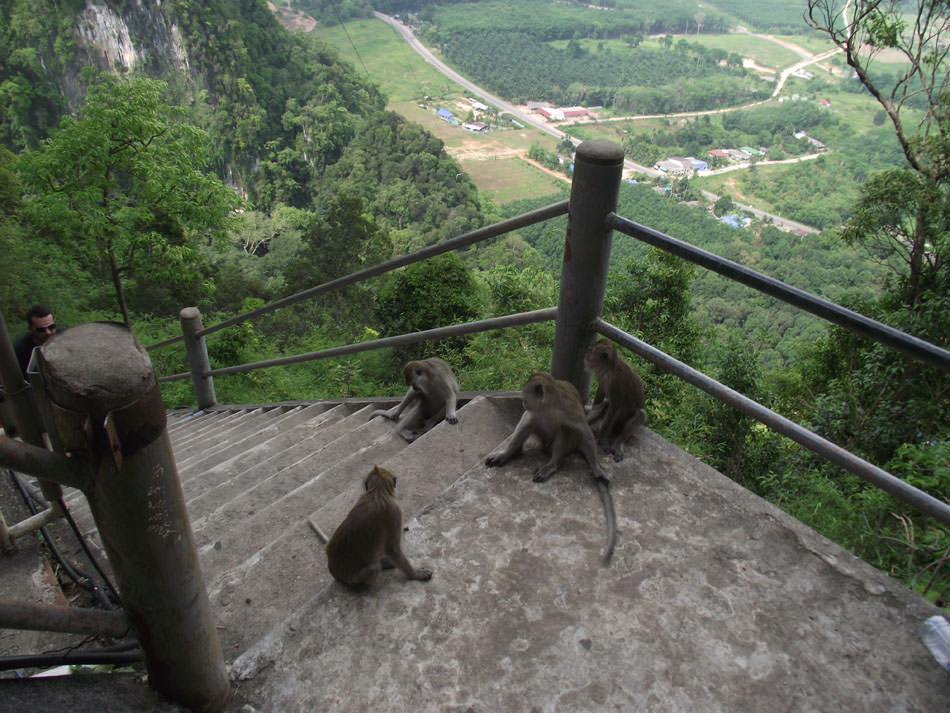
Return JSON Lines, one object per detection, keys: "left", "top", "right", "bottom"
{"left": 7, "top": 396, "right": 946, "bottom": 713}
{"left": 180, "top": 404, "right": 353, "bottom": 519}
{"left": 229, "top": 411, "right": 949, "bottom": 713}
{"left": 173, "top": 407, "right": 282, "bottom": 463}
{"left": 175, "top": 404, "right": 328, "bottom": 483}
{"left": 192, "top": 398, "right": 497, "bottom": 656}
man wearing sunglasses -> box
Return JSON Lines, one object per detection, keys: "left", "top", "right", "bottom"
{"left": 14, "top": 305, "right": 64, "bottom": 377}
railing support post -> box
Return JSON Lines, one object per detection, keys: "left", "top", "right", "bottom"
{"left": 180, "top": 307, "right": 216, "bottom": 410}
{"left": 551, "top": 139, "right": 624, "bottom": 394}
{"left": 37, "top": 322, "right": 229, "bottom": 713}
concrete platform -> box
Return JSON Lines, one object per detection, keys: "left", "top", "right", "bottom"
{"left": 2, "top": 396, "right": 948, "bottom": 712}
{"left": 225, "top": 397, "right": 949, "bottom": 712}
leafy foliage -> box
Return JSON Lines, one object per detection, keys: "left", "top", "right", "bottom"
{"left": 16, "top": 76, "right": 242, "bottom": 325}
{"left": 427, "top": 0, "right": 730, "bottom": 39}
{"left": 375, "top": 252, "right": 481, "bottom": 363}
{"left": 323, "top": 111, "right": 483, "bottom": 248}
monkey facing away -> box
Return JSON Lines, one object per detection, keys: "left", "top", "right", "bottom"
{"left": 369, "top": 357, "right": 460, "bottom": 442}
{"left": 584, "top": 339, "right": 647, "bottom": 462}
{"left": 309, "top": 465, "right": 433, "bottom": 588}
{"left": 485, "top": 371, "right": 617, "bottom": 565}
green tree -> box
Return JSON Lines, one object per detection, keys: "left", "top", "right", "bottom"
{"left": 604, "top": 247, "right": 701, "bottom": 363}
{"left": 285, "top": 193, "right": 391, "bottom": 330}
{"left": 806, "top": 0, "right": 950, "bottom": 307}
{"left": 375, "top": 253, "right": 481, "bottom": 363}
{"left": 17, "top": 77, "right": 242, "bottom": 325}
{"left": 713, "top": 194, "right": 735, "bottom": 216}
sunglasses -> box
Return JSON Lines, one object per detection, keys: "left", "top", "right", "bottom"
{"left": 34, "top": 324, "right": 56, "bottom": 333}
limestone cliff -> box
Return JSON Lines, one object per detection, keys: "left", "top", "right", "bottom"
{"left": 63, "top": 1, "right": 189, "bottom": 103}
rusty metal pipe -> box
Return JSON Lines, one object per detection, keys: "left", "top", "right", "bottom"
{"left": 551, "top": 140, "right": 625, "bottom": 394}
{"left": 0, "top": 599, "right": 130, "bottom": 638}
{"left": 0, "top": 437, "right": 86, "bottom": 489}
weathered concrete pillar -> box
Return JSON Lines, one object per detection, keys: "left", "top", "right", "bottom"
{"left": 179, "top": 307, "right": 216, "bottom": 410}
{"left": 38, "top": 322, "right": 228, "bottom": 713}
{"left": 551, "top": 139, "right": 624, "bottom": 394}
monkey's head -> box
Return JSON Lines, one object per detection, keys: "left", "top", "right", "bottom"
{"left": 364, "top": 465, "right": 397, "bottom": 495}
{"left": 585, "top": 339, "right": 617, "bottom": 374}
{"left": 403, "top": 360, "right": 428, "bottom": 391}
{"left": 521, "top": 372, "right": 554, "bottom": 411}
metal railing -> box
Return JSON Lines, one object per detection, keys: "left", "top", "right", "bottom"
{"left": 152, "top": 140, "right": 950, "bottom": 527}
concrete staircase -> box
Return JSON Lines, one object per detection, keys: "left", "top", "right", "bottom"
{"left": 4, "top": 396, "right": 949, "bottom": 712}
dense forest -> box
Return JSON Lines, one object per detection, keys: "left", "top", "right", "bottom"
{"left": 418, "top": 1, "right": 770, "bottom": 112}
{"left": 1, "top": 0, "right": 948, "bottom": 607}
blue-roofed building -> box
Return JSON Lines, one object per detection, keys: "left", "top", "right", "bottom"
{"left": 719, "top": 213, "right": 752, "bottom": 228}
{"left": 437, "top": 108, "right": 454, "bottom": 121}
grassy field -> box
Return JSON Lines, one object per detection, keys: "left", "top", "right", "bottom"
{"left": 314, "top": 19, "right": 454, "bottom": 103}
{"left": 314, "top": 18, "right": 568, "bottom": 204}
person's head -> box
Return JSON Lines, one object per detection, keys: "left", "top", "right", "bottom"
{"left": 25, "top": 305, "right": 56, "bottom": 346}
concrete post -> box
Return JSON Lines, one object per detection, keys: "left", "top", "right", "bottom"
{"left": 37, "top": 322, "right": 228, "bottom": 713}
{"left": 179, "top": 307, "right": 216, "bottom": 410}
{"left": 551, "top": 139, "right": 624, "bottom": 394}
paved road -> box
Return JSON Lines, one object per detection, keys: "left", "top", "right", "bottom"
{"left": 376, "top": 12, "right": 821, "bottom": 234}
{"left": 374, "top": 12, "right": 562, "bottom": 140}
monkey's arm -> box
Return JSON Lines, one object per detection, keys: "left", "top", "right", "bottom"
{"left": 443, "top": 389, "right": 458, "bottom": 424}
{"left": 606, "top": 408, "right": 647, "bottom": 462}
{"left": 586, "top": 399, "right": 608, "bottom": 424}
{"left": 369, "top": 387, "right": 417, "bottom": 421}
{"left": 485, "top": 412, "right": 533, "bottom": 466}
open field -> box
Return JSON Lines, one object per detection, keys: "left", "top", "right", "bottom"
{"left": 671, "top": 32, "right": 804, "bottom": 68}
{"left": 315, "top": 19, "right": 568, "bottom": 204}
{"left": 390, "top": 100, "right": 566, "bottom": 203}
{"left": 314, "top": 19, "right": 455, "bottom": 103}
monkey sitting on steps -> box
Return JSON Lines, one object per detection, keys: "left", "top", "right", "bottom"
{"left": 309, "top": 465, "right": 433, "bottom": 588}
{"left": 369, "top": 357, "right": 460, "bottom": 442}
{"left": 584, "top": 339, "right": 647, "bottom": 462}
{"left": 485, "top": 371, "right": 617, "bottom": 565}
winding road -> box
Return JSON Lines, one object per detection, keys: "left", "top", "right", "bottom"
{"left": 375, "top": 12, "right": 833, "bottom": 234}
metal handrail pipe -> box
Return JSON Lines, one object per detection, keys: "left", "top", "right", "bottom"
{"left": 594, "top": 319, "right": 950, "bottom": 526}
{"left": 146, "top": 333, "right": 184, "bottom": 351}
{"left": 7, "top": 506, "right": 58, "bottom": 539}
{"left": 161, "top": 308, "right": 559, "bottom": 380}
{"left": 187, "top": 200, "right": 569, "bottom": 341}
{"left": 0, "top": 599, "right": 131, "bottom": 638}
{"left": 606, "top": 213, "right": 950, "bottom": 372}
{"left": 0, "top": 436, "right": 87, "bottom": 490}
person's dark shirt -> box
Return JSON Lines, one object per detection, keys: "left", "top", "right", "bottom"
{"left": 14, "top": 332, "right": 38, "bottom": 377}
{"left": 13, "top": 328, "right": 63, "bottom": 377}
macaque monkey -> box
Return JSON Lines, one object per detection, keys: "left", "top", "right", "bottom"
{"left": 584, "top": 339, "right": 647, "bottom": 462}
{"left": 369, "top": 357, "right": 460, "bottom": 442}
{"left": 309, "top": 465, "right": 433, "bottom": 588}
{"left": 485, "top": 371, "right": 617, "bottom": 565}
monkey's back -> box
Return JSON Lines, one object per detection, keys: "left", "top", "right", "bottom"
{"left": 325, "top": 493, "right": 403, "bottom": 585}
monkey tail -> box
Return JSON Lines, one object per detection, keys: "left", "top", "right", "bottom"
{"left": 596, "top": 479, "right": 617, "bottom": 566}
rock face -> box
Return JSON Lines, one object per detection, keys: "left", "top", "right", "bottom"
{"left": 65, "top": 1, "right": 189, "bottom": 100}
